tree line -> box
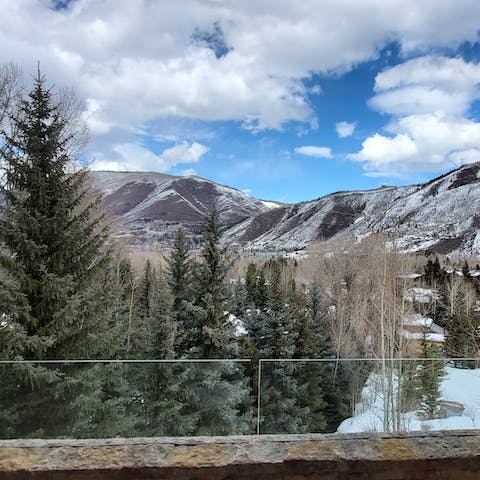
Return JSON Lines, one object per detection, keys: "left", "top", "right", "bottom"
{"left": 0, "top": 69, "right": 356, "bottom": 438}
{"left": 1, "top": 67, "right": 479, "bottom": 439}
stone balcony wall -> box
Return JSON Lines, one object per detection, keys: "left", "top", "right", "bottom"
{"left": 1, "top": 430, "right": 480, "bottom": 479}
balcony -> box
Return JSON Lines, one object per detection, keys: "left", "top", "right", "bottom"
{"left": 1, "top": 358, "right": 480, "bottom": 479}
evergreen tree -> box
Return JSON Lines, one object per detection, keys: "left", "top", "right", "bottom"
{"left": 462, "top": 260, "right": 470, "bottom": 278}
{"left": 442, "top": 280, "right": 478, "bottom": 367}
{"left": 255, "top": 269, "right": 268, "bottom": 309}
{"left": 302, "top": 281, "right": 351, "bottom": 432}
{"left": 0, "top": 70, "right": 111, "bottom": 358}
{"left": 245, "top": 263, "right": 258, "bottom": 307}
{"left": 445, "top": 306, "right": 478, "bottom": 368}
{"left": 423, "top": 256, "right": 445, "bottom": 287}
{"left": 129, "top": 259, "right": 157, "bottom": 356}
{"left": 257, "top": 259, "right": 307, "bottom": 434}
{"left": 166, "top": 228, "right": 194, "bottom": 356}
{"left": 416, "top": 332, "right": 444, "bottom": 420}
{"left": 292, "top": 284, "right": 327, "bottom": 433}
{"left": 137, "top": 260, "right": 156, "bottom": 322}
{"left": 140, "top": 269, "right": 198, "bottom": 436}
{"left": 109, "top": 256, "right": 136, "bottom": 356}
{"left": 0, "top": 70, "right": 114, "bottom": 438}
{"left": 188, "top": 206, "right": 251, "bottom": 435}
{"left": 230, "top": 279, "right": 248, "bottom": 317}
{"left": 193, "top": 205, "right": 236, "bottom": 358}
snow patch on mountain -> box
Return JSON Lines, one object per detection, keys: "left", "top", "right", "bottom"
{"left": 224, "top": 163, "right": 480, "bottom": 256}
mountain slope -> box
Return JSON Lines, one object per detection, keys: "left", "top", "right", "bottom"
{"left": 94, "top": 171, "right": 278, "bottom": 245}
{"left": 222, "top": 163, "right": 480, "bottom": 256}
{"left": 94, "top": 164, "right": 480, "bottom": 255}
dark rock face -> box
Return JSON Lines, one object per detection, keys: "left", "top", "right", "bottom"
{"left": 103, "top": 181, "right": 156, "bottom": 215}
{"left": 448, "top": 164, "right": 480, "bottom": 190}
{"left": 93, "top": 171, "right": 276, "bottom": 246}
{"left": 317, "top": 197, "right": 366, "bottom": 239}
{"left": 93, "top": 163, "right": 480, "bottom": 255}
{"left": 222, "top": 162, "right": 480, "bottom": 256}
{"left": 237, "top": 206, "right": 289, "bottom": 242}
{"left": 431, "top": 232, "right": 472, "bottom": 255}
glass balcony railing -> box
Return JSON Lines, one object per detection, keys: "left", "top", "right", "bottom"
{"left": 0, "top": 359, "right": 253, "bottom": 439}
{"left": 1, "top": 357, "right": 479, "bottom": 439}
{"left": 257, "top": 358, "right": 480, "bottom": 435}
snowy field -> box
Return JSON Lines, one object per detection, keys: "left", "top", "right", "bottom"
{"left": 338, "top": 366, "right": 480, "bottom": 433}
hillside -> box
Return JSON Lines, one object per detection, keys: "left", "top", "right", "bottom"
{"left": 93, "top": 171, "right": 280, "bottom": 246}
{"left": 223, "top": 163, "right": 480, "bottom": 256}
{"left": 94, "top": 163, "right": 480, "bottom": 256}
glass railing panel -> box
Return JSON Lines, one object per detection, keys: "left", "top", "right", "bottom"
{"left": 0, "top": 360, "right": 253, "bottom": 439}
{"left": 258, "top": 358, "right": 480, "bottom": 435}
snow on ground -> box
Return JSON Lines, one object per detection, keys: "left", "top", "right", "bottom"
{"left": 261, "top": 200, "right": 282, "bottom": 209}
{"left": 337, "top": 366, "right": 480, "bottom": 433}
{"left": 404, "top": 288, "right": 440, "bottom": 303}
{"left": 399, "top": 273, "right": 423, "bottom": 279}
{"left": 402, "top": 314, "right": 432, "bottom": 328}
{"left": 400, "top": 331, "right": 445, "bottom": 342}
{"left": 225, "top": 312, "right": 247, "bottom": 336}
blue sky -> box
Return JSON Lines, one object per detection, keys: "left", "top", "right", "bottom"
{"left": 3, "top": 1, "right": 480, "bottom": 203}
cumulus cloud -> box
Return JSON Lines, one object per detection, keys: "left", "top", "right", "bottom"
{"left": 90, "top": 142, "right": 208, "bottom": 172}
{"left": 350, "top": 55, "right": 480, "bottom": 175}
{"left": 336, "top": 121, "right": 356, "bottom": 138}
{"left": 374, "top": 56, "right": 480, "bottom": 93}
{"left": 181, "top": 168, "right": 197, "bottom": 176}
{"left": 4, "top": 2, "right": 480, "bottom": 129}
{"left": 449, "top": 149, "right": 480, "bottom": 165}
{"left": 3, "top": 1, "right": 480, "bottom": 170}
{"left": 295, "top": 146, "right": 333, "bottom": 158}
{"left": 350, "top": 113, "right": 480, "bottom": 175}
{"left": 369, "top": 56, "right": 480, "bottom": 116}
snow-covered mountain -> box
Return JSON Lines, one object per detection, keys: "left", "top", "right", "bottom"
{"left": 93, "top": 171, "right": 280, "bottom": 245}
{"left": 95, "top": 164, "right": 480, "bottom": 255}
{"left": 222, "top": 163, "right": 480, "bottom": 256}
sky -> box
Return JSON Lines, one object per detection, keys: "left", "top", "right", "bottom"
{"left": 2, "top": 1, "right": 480, "bottom": 203}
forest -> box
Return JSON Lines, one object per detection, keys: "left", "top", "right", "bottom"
{"left": 1, "top": 66, "right": 480, "bottom": 439}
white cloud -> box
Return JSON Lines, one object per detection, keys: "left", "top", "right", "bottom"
{"left": 374, "top": 56, "right": 480, "bottom": 93}
{"left": 369, "top": 56, "right": 480, "bottom": 116}
{"left": 181, "top": 168, "right": 197, "bottom": 176}
{"left": 90, "top": 141, "right": 208, "bottom": 172}
{"left": 351, "top": 55, "right": 480, "bottom": 175}
{"left": 350, "top": 113, "right": 480, "bottom": 175}
{"left": 295, "top": 146, "right": 333, "bottom": 158}
{"left": 4, "top": 1, "right": 480, "bottom": 166}
{"left": 336, "top": 121, "right": 356, "bottom": 138}
{"left": 161, "top": 142, "right": 209, "bottom": 165}
{"left": 4, "top": 1, "right": 480, "bottom": 133}
{"left": 449, "top": 149, "right": 480, "bottom": 165}
{"left": 369, "top": 86, "right": 473, "bottom": 116}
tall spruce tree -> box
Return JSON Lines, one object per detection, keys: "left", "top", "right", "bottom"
{"left": 139, "top": 268, "right": 198, "bottom": 436}
{"left": 193, "top": 205, "right": 236, "bottom": 358}
{"left": 166, "top": 228, "right": 194, "bottom": 356}
{"left": 0, "top": 70, "right": 111, "bottom": 358}
{"left": 0, "top": 70, "right": 114, "bottom": 438}
{"left": 188, "top": 205, "right": 251, "bottom": 435}
{"left": 257, "top": 259, "right": 307, "bottom": 434}
{"left": 305, "top": 281, "right": 354, "bottom": 432}
{"left": 445, "top": 297, "right": 478, "bottom": 368}
{"left": 416, "top": 332, "right": 444, "bottom": 420}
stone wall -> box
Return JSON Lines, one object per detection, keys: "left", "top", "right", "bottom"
{"left": 1, "top": 430, "right": 480, "bottom": 479}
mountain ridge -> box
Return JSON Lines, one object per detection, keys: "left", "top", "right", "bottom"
{"left": 222, "top": 162, "right": 480, "bottom": 256}
{"left": 94, "top": 163, "right": 480, "bottom": 256}
{"left": 93, "top": 170, "right": 281, "bottom": 246}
